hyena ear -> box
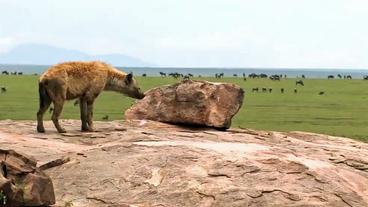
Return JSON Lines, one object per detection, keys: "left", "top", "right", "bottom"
{"left": 125, "top": 73, "right": 133, "bottom": 84}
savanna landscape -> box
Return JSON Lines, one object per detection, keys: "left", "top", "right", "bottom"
{"left": 1, "top": 74, "right": 367, "bottom": 141}
{"left": 2, "top": 1, "right": 368, "bottom": 206}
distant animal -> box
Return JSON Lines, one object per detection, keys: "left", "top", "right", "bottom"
{"left": 243, "top": 77, "right": 247, "bottom": 81}
{"left": 337, "top": 74, "right": 342, "bottom": 79}
{"left": 346, "top": 75, "right": 352, "bottom": 79}
{"left": 1, "top": 87, "right": 6, "bottom": 93}
{"left": 295, "top": 80, "right": 304, "bottom": 86}
{"left": 364, "top": 75, "right": 368, "bottom": 80}
{"left": 17, "top": 72, "right": 23, "bottom": 75}
{"left": 183, "top": 75, "right": 190, "bottom": 80}
{"left": 252, "top": 87, "right": 259, "bottom": 92}
{"left": 260, "top": 73, "right": 267, "bottom": 78}
{"left": 36, "top": 61, "right": 145, "bottom": 133}
{"left": 159, "top": 72, "right": 166, "bottom": 77}
{"left": 328, "top": 75, "right": 334, "bottom": 79}
{"left": 248, "top": 73, "right": 258, "bottom": 78}
{"left": 269, "top": 75, "right": 280, "bottom": 81}
{"left": 262, "top": 88, "right": 267, "bottom": 92}
{"left": 1, "top": 71, "right": 9, "bottom": 75}
{"left": 102, "top": 115, "right": 109, "bottom": 120}
{"left": 319, "top": 91, "right": 325, "bottom": 95}
{"left": 233, "top": 74, "right": 238, "bottom": 77}
{"left": 268, "top": 88, "right": 272, "bottom": 93}
{"left": 294, "top": 88, "right": 298, "bottom": 93}
{"left": 281, "top": 88, "right": 284, "bottom": 93}
{"left": 301, "top": 75, "right": 306, "bottom": 79}
{"left": 142, "top": 73, "right": 147, "bottom": 77}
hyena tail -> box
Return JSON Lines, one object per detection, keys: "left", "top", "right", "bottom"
{"left": 39, "top": 81, "right": 51, "bottom": 109}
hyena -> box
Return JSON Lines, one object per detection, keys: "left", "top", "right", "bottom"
{"left": 36, "top": 61, "right": 144, "bottom": 133}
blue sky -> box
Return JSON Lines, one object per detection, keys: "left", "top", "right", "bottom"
{"left": 0, "top": 0, "right": 368, "bottom": 68}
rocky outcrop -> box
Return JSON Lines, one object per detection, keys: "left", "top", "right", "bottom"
{"left": 0, "top": 149, "right": 55, "bottom": 206}
{"left": 0, "top": 120, "right": 368, "bottom": 207}
{"left": 125, "top": 80, "right": 244, "bottom": 129}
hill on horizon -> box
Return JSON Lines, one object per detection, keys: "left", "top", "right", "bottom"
{"left": 0, "top": 44, "right": 153, "bottom": 67}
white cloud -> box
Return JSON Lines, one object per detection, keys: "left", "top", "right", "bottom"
{"left": 0, "top": 37, "right": 17, "bottom": 53}
{"left": 1, "top": 0, "right": 368, "bottom": 68}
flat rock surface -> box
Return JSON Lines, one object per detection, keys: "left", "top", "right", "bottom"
{"left": 0, "top": 119, "right": 367, "bottom": 207}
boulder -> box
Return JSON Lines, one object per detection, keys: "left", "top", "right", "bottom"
{"left": 125, "top": 80, "right": 244, "bottom": 129}
{"left": 0, "top": 149, "right": 55, "bottom": 206}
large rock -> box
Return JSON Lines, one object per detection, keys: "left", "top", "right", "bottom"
{"left": 0, "top": 149, "right": 55, "bottom": 206}
{"left": 1, "top": 120, "right": 368, "bottom": 206}
{"left": 125, "top": 80, "right": 244, "bottom": 129}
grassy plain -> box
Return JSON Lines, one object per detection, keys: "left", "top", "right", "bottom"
{"left": 0, "top": 75, "right": 367, "bottom": 141}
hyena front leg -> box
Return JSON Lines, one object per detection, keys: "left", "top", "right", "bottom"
{"left": 86, "top": 99, "right": 95, "bottom": 131}
{"left": 51, "top": 98, "right": 66, "bottom": 133}
{"left": 79, "top": 98, "right": 89, "bottom": 131}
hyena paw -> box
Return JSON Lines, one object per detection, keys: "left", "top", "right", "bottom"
{"left": 81, "top": 127, "right": 94, "bottom": 132}
{"left": 37, "top": 126, "right": 45, "bottom": 133}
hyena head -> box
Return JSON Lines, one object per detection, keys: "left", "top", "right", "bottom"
{"left": 121, "top": 73, "right": 145, "bottom": 99}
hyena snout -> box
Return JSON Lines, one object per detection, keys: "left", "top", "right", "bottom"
{"left": 134, "top": 87, "right": 145, "bottom": 99}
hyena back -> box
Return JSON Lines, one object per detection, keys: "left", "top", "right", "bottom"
{"left": 37, "top": 61, "right": 144, "bottom": 133}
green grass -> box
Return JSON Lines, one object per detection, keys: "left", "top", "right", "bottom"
{"left": 1, "top": 75, "right": 368, "bottom": 142}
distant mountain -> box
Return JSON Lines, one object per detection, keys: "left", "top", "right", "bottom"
{"left": 0, "top": 44, "right": 153, "bottom": 67}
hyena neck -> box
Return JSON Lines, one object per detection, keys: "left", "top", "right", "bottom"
{"left": 104, "top": 69, "right": 127, "bottom": 93}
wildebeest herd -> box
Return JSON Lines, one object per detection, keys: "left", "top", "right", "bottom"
{"left": 150, "top": 72, "right": 367, "bottom": 96}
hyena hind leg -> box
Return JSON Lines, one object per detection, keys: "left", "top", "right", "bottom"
{"left": 86, "top": 99, "right": 95, "bottom": 131}
{"left": 51, "top": 100, "right": 66, "bottom": 133}
{"left": 37, "top": 99, "right": 52, "bottom": 133}
{"left": 79, "top": 98, "right": 89, "bottom": 131}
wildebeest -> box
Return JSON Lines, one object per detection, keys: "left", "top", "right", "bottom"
{"left": 142, "top": 73, "right": 147, "bottom": 77}
{"left": 252, "top": 87, "right": 259, "bottom": 92}
{"left": 337, "top": 74, "right": 342, "bottom": 79}
{"left": 364, "top": 75, "right": 368, "bottom": 80}
{"left": 17, "top": 72, "right": 23, "bottom": 75}
{"left": 233, "top": 74, "right": 238, "bottom": 77}
{"left": 36, "top": 61, "right": 145, "bottom": 133}
{"left": 346, "top": 75, "right": 352, "bottom": 79}
{"left": 296, "top": 80, "right": 304, "bottom": 86}
{"left": 260, "top": 73, "right": 268, "bottom": 78}
{"left": 183, "top": 75, "right": 190, "bottom": 80}
{"left": 328, "top": 75, "right": 334, "bottom": 79}
{"left": 294, "top": 88, "right": 298, "bottom": 93}
{"left": 268, "top": 88, "right": 272, "bottom": 93}
{"left": 1, "top": 87, "right": 6, "bottom": 93}
{"left": 1, "top": 71, "right": 9, "bottom": 75}
{"left": 319, "top": 91, "right": 325, "bottom": 95}
{"left": 248, "top": 73, "right": 258, "bottom": 78}
{"left": 262, "top": 88, "right": 267, "bottom": 92}
{"left": 269, "top": 75, "right": 280, "bottom": 81}
{"left": 102, "top": 115, "right": 109, "bottom": 120}
{"left": 159, "top": 72, "right": 166, "bottom": 77}
{"left": 301, "top": 75, "right": 306, "bottom": 79}
{"left": 281, "top": 88, "right": 284, "bottom": 93}
{"left": 169, "top": 72, "right": 181, "bottom": 79}
{"left": 215, "top": 73, "right": 224, "bottom": 78}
